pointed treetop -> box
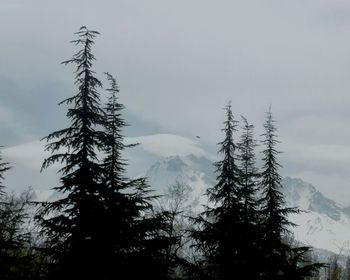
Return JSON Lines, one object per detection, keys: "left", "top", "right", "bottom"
{"left": 75, "top": 25, "right": 100, "bottom": 36}
{"left": 105, "top": 72, "right": 120, "bottom": 93}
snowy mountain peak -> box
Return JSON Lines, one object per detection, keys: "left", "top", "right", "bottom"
{"left": 282, "top": 176, "right": 316, "bottom": 209}
{"left": 145, "top": 156, "right": 350, "bottom": 254}
{"left": 146, "top": 154, "right": 215, "bottom": 204}
{"left": 3, "top": 135, "right": 350, "bottom": 255}
{"left": 282, "top": 176, "right": 342, "bottom": 221}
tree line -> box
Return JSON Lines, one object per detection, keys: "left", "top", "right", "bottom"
{"left": 0, "top": 26, "right": 332, "bottom": 279}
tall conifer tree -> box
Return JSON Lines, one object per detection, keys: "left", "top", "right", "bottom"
{"left": 191, "top": 103, "right": 245, "bottom": 279}
{"left": 99, "top": 72, "right": 173, "bottom": 279}
{"left": 36, "top": 26, "right": 107, "bottom": 279}
{"left": 102, "top": 72, "right": 128, "bottom": 190}
{"left": 259, "top": 108, "right": 322, "bottom": 279}
{"left": 94, "top": 72, "right": 136, "bottom": 279}
{"left": 236, "top": 116, "right": 263, "bottom": 276}
{"left": 259, "top": 108, "right": 297, "bottom": 278}
{"left": 238, "top": 116, "right": 259, "bottom": 225}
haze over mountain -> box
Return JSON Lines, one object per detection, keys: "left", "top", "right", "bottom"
{"left": 2, "top": 133, "right": 350, "bottom": 254}
{"left": 142, "top": 145, "right": 350, "bottom": 254}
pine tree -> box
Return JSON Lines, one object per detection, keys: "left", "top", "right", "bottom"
{"left": 98, "top": 72, "right": 174, "bottom": 279}
{"left": 92, "top": 71, "right": 135, "bottom": 279}
{"left": 36, "top": 26, "right": 107, "bottom": 279}
{"left": 237, "top": 116, "right": 259, "bottom": 225}
{"left": 236, "top": 116, "right": 263, "bottom": 276}
{"left": 190, "top": 102, "right": 245, "bottom": 279}
{"left": 259, "top": 108, "right": 322, "bottom": 279}
{"left": 259, "top": 108, "right": 295, "bottom": 278}
{"left": 210, "top": 103, "right": 240, "bottom": 209}
{"left": 36, "top": 26, "right": 177, "bottom": 278}
{"left": 102, "top": 72, "right": 129, "bottom": 190}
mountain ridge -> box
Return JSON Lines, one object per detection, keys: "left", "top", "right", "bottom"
{"left": 2, "top": 133, "right": 350, "bottom": 254}
{"left": 145, "top": 151, "right": 350, "bottom": 254}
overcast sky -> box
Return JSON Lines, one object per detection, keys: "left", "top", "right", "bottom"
{"left": 1, "top": 0, "right": 350, "bottom": 204}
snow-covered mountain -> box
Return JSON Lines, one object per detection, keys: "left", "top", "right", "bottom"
{"left": 146, "top": 152, "right": 350, "bottom": 254}
{"left": 282, "top": 177, "right": 344, "bottom": 221}
{"left": 146, "top": 154, "right": 215, "bottom": 202}
{"left": 3, "top": 133, "right": 350, "bottom": 255}
{"left": 282, "top": 177, "right": 350, "bottom": 254}
{"left": 128, "top": 134, "right": 350, "bottom": 255}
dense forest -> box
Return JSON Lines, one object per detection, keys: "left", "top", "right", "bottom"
{"left": 0, "top": 26, "right": 348, "bottom": 279}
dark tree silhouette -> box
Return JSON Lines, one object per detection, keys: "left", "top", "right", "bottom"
{"left": 236, "top": 116, "right": 263, "bottom": 276}
{"left": 36, "top": 29, "right": 176, "bottom": 278}
{"left": 238, "top": 116, "right": 259, "bottom": 225}
{"left": 102, "top": 72, "right": 128, "bottom": 189}
{"left": 36, "top": 26, "right": 108, "bottom": 279}
{"left": 190, "top": 102, "right": 246, "bottom": 279}
{"left": 98, "top": 72, "right": 175, "bottom": 279}
{"left": 259, "top": 108, "right": 322, "bottom": 279}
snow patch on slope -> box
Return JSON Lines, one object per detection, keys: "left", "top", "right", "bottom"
{"left": 146, "top": 154, "right": 215, "bottom": 206}
{"left": 290, "top": 211, "right": 350, "bottom": 254}
{"left": 3, "top": 134, "right": 350, "bottom": 255}
{"left": 282, "top": 177, "right": 350, "bottom": 254}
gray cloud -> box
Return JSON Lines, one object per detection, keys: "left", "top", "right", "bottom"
{"left": 1, "top": 0, "right": 350, "bottom": 203}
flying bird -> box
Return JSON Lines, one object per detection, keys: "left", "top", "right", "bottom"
{"left": 196, "top": 136, "right": 200, "bottom": 139}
